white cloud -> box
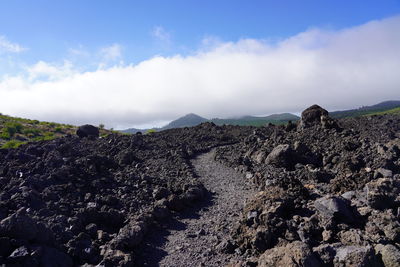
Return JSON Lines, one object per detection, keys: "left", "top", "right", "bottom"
{"left": 68, "top": 46, "right": 90, "bottom": 58}
{"left": 0, "top": 35, "right": 26, "bottom": 53}
{"left": 27, "top": 61, "right": 76, "bottom": 81}
{"left": 0, "top": 16, "right": 400, "bottom": 129}
{"left": 151, "top": 26, "right": 171, "bottom": 44}
{"left": 99, "top": 43, "right": 123, "bottom": 62}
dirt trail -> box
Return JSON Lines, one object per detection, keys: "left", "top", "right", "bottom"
{"left": 136, "top": 148, "right": 254, "bottom": 266}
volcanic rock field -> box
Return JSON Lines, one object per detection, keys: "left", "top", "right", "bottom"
{"left": 0, "top": 105, "right": 400, "bottom": 267}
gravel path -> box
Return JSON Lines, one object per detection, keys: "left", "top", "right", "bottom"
{"left": 136, "top": 148, "right": 254, "bottom": 266}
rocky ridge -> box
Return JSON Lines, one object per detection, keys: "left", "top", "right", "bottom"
{"left": 0, "top": 105, "right": 399, "bottom": 266}
{"left": 215, "top": 105, "right": 400, "bottom": 266}
{"left": 0, "top": 123, "right": 252, "bottom": 266}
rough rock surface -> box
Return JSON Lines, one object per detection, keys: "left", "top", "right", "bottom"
{"left": 257, "top": 241, "right": 321, "bottom": 267}
{"left": 1, "top": 105, "right": 400, "bottom": 266}
{"left": 0, "top": 123, "right": 251, "bottom": 266}
{"left": 215, "top": 107, "right": 400, "bottom": 266}
{"left": 135, "top": 149, "right": 254, "bottom": 266}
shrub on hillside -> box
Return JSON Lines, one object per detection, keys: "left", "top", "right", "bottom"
{"left": 23, "top": 128, "right": 41, "bottom": 137}
{"left": 54, "top": 127, "right": 63, "bottom": 133}
{"left": 1, "top": 140, "right": 26, "bottom": 149}
{"left": 1, "top": 122, "right": 23, "bottom": 138}
{"left": 0, "top": 131, "right": 11, "bottom": 140}
{"left": 146, "top": 129, "right": 157, "bottom": 134}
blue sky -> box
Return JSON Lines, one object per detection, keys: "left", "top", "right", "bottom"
{"left": 1, "top": 0, "right": 400, "bottom": 66}
{"left": 0, "top": 1, "right": 400, "bottom": 128}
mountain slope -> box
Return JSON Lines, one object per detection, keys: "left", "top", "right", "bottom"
{"left": 330, "top": 100, "right": 400, "bottom": 118}
{"left": 120, "top": 100, "right": 400, "bottom": 134}
{"left": 162, "top": 113, "right": 208, "bottom": 130}
{"left": 211, "top": 113, "right": 299, "bottom": 126}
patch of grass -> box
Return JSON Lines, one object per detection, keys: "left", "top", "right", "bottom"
{"left": 1, "top": 140, "right": 26, "bottom": 149}
{"left": 146, "top": 129, "right": 157, "bottom": 134}
{"left": 23, "top": 128, "right": 41, "bottom": 137}
{"left": 1, "top": 122, "right": 23, "bottom": 138}
{"left": 48, "top": 122, "right": 57, "bottom": 128}
{"left": 366, "top": 107, "right": 400, "bottom": 116}
{"left": 0, "top": 131, "right": 11, "bottom": 140}
{"left": 0, "top": 112, "right": 115, "bottom": 148}
{"left": 54, "top": 126, "right": 63, "bottom": 133}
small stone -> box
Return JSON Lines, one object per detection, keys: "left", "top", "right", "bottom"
{"left": 377, "top": 168, "right": 393, "bottom": 178}
{"left": 322, "top": 230, "right": 332, "bottom": 242}
{"left": 8, "top": 246, "right": 29, "bottom": 260}
{"left": 85, "top": 223, "right": 98, "bottom": 238}
{"left": 375, "top": 244, "right": 400, "bottom": 267}
{"left": 196, "top": 229, "right": 206, "bottom": 236}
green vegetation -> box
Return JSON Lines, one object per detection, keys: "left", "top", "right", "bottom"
{"left": 2, "top": 140, "right": 26, "bottom": 149}
{"left": 146, "top": 129, "right": 157, "bottom": 134}
{"left": 54, "top": 126, "right": 63, "bottom": 133}
{"left": 365, "top": 107, "right": 400, "bottom": 116}
{"left": 1, "top": 122, "right": 24, "bottom": 138}
{"left": 330, "top": 101, "right": 400, "bottom": 119}
{"left": 0, "top": 113, "right": 77, "bottom": 149}
{"left": 0, "top": 113, "right": 115, "bottom": 149}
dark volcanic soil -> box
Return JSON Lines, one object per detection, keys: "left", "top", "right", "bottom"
{"left": 136, "top": 148, "right": 254, "bottom": 266}
{"left": 0, "top": 123, "right": 252, "bottom": 266}
{"left": 0, "top": 105, "right": 400, "bottom": 267}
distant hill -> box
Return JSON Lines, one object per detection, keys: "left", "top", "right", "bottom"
{"left": 330, "top": 100, "right": 400, "bottom": 118}
{"left": 162, "top": 113, "right": 208, "bottom": 130}
{"left": 364, "top": 106, "right": 400, "bottom": 116}
{"left": 120, "top": 127, "right": 146, "bottom": 134}
{"left": 120, "top": 100, "right": 400, "bottom": 134}
{"left": 120, "top": 112, "right": 299, "bottom": 133}
{"left": 121, "top": 113, "right": 208, "bottom": 134}
{"left": 211, "top": 113, "right": 299, "bottom": 126}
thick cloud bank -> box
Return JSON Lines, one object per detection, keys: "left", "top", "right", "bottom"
{"left": 1, "top": 16, "right": 400, "bottom": 128}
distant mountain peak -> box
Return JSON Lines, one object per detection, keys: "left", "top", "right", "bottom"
{"left": 162, "top": 113, "right": 208, "bottom": 130}
{"left": 181, "top": 113, "right": 204, "bottom": 119}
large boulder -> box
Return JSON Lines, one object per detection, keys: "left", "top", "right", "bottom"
{"left": 365, "top": 178, "right": 400, "bottom": 210}
{"left": 333, "top": 245, "right": 377, "bottom": 267}
{"left": 265, "top": 144, "right": 294, "bottom": 168}
{"left": 40, "top": 246, "right": 73, "bottom": 267}
{"left": 299, "top": 105, "right": 336, "bottom": 129}
{"left": 76, "top": 124, "right": 99, "bottom": 138}
{"left": 258, "top": 241, "right": 322, "bottom": 267}
{"left": 314, "top": 196, "right": 355, "bottom": 225}
{"left": 302, "top": 105, "right": 328, "bottom": 123}
{"left": 0, "top": 210, "right": 38, "bottom": 241}
{"left": 110, "top": 221, "right": 148, "bottom": 250}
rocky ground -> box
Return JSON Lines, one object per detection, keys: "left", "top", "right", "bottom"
{"left": 0, "top": 123, "right": 252, "bottom": 266}
{"left": 135, "top": 148, "right": 254, "bottom": 267}
{"left": 0, "top": 105, "right": 399, "bottom": 266}
{"left": 215, "top": 105, "right": 400, "bottom": 266}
